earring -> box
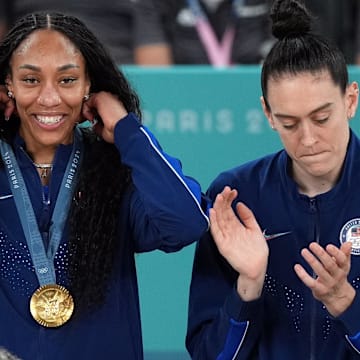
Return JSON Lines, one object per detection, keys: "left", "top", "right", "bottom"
{"left": 83, "top": 94, "right": 90, "bottom": 101}
{"left": 7, "top": 90, "right": 14, "bottom": 99}
{"left": 348, "top": 112, "right": 354, "bottom": 119}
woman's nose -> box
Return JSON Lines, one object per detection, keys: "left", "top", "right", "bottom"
{"left": 300, "top": 123, "right": 316, "bottom": 147}
{"left": 37, "top": 87, "right": 61, "bottom": 106}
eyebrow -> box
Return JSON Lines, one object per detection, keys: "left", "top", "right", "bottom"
{"left": 274, "top": 102, "right": 333, "bottom": 120}
{"left": 18, "top": 64, "right": 80, "bottom": 71}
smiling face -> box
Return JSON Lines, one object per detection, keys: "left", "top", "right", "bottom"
{"left": 261, "top": 71, "right": 358, "bottom": 194}
{"left": 6, "top": 29, "right": 90, "bottom": 156}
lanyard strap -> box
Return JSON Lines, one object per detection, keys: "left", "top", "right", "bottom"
{"left": 187, "top": 0, "right": 238, "bottom": 67}
{"left": 187, "top": 0, "right": 269, "bottom": 66}
{"left": 0, "top": 127, "right": 84, "bottom": 285}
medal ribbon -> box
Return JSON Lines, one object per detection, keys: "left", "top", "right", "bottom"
{"left": 0, "top": 127, "right": 84, "bottom": 285}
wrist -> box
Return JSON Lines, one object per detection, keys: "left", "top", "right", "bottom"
{"left": 325, "top": 283, "right": 356, "bottom": 317}
{"left": 236, "top": 272, "right": 266, "bottom": 302}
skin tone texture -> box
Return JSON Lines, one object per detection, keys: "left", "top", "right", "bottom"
{"left": 211, "top": 71, "right": 359, "bottom": 317}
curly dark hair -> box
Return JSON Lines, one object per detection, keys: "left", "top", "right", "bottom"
{"left": 0, "top": 12, "right": 141, "bottom": 312}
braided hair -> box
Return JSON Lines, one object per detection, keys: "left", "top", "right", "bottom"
{"left": 0, "top": 12, "right": 141, "bottom": 312}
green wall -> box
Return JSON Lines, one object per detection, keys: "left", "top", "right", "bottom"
{"left": 122, "top": 65, "right": 360, "bottom": 359}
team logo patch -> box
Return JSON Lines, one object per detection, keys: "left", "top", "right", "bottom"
{"left": 340, "top": 218, "right": 360, "bottom": 255}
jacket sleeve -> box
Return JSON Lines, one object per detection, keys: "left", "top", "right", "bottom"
{"left": 186, "top": 175, "right": 267, "bottom": 359}
{"left": 113, "top": 112, "right": 209, "bottom": 253}
{"left": 334, "top": 290, "right": 360, "bottom": 355}
{"left": 186, "top": 230, "right": 265, "bottom": 360}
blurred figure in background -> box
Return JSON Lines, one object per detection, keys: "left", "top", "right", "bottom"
{"left": 0, "top": 0, "right": 170, "bottom": 65}
{"left": 135, "top": 0, "right": 274, "bottom": 67}
{"left": 303, "top": 0, "right": 360, "bottom": 64}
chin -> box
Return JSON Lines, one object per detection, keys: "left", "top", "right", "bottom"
{"left": 307, "top": 166, "right": 333, "bottom": 178}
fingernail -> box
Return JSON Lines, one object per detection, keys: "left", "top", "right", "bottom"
{"left": 4, "top": 116, "right": 9, "bottom": 121}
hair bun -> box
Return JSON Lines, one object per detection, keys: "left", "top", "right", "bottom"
{"left": 270, "top": 0, "right": 313, "bottom": 40}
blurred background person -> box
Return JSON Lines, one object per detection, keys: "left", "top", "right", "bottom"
{"left": 134, "top": 0, "right": 275, "bottom": 67}
{"left": 0, "top": 0, "right": 170, "bottom": 65}
{"left": 3, "top": 1, "right": 359, "bottom": 67}
{"left": 303, "top": 0, "right": 360, "bottom": 64}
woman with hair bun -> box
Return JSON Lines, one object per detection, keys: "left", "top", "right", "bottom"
{"left": 186, "top": 0, "right": 360, "bottom": 358}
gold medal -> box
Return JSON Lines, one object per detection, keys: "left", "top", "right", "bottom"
{"left": 29, "top": 284, "right": 74, "bottom": 327}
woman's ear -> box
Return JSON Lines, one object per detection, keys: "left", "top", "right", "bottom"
{"left": 346, "top": 81, "right": 359, "bottom": 119}
{"left": 260, "top": 96, "right": 275, "bottom": 130}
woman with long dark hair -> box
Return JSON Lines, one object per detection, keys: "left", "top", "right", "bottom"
{"left": 0, "top": 12, "right": 208, "bottom": 359}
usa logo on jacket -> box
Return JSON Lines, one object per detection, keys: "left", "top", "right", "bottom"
{"left": 340, "top": 218, "right": 360, "bottom": 255}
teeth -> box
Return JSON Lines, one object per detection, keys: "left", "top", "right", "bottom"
{"left": 36, "top": 115, "right": 62, "bottom": 125}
